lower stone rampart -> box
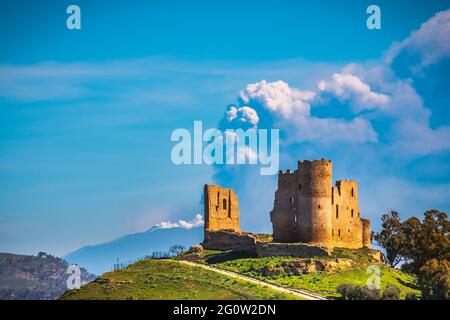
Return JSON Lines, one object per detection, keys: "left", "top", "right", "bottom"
{"left": 202, "top": 230, "right": 257, "bottom": 252}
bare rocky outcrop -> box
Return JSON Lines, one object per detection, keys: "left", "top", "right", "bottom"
{"left": 369, "top": 249, "right": 385, "bottom": 263}
{"left": 187, "top": 244, "right": 203, "bottom": 253}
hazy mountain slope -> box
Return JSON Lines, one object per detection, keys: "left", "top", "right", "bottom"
{"left": 65, "top": 226, "right": 203, "bottom": 275}
{"left": 0, "top": 252, "right": 95, "bottom": 300}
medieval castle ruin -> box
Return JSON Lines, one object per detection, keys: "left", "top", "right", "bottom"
{"left": 201, "top": 159, "right": 372, "bottom": 258}
{"left": 271, "top": 159, "right": 371, "bottom": 249}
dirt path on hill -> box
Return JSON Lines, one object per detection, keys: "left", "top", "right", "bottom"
{"left": 177, "top": 260, "right": 327, "bottom": 300}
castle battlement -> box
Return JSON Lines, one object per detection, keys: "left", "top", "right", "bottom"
{"left": 278, "top": 169, "right": 293, "bottom": 175}
{"left": 270, "top": 159, "right": 371, "bottom": 249}
{"left": 202, "top": 159, "right": 371, "bottom": 254}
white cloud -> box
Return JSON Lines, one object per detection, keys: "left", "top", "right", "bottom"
{"left": 238, "top": 80, "right": 313, "bottom": 118}
{"left": 154, "top": 214, "right": 204, "bottom": 229}
{"left": 236, "top": 145, "right": 259, "bottom": 164}
{"left": 221, "top": 47, "right": 450, "bottom": 150}
{"left": 387, "top": 9, "right": 450, "bottom": 68}
{"left": 339, "top": 62, "right": 450, "bottom": 156}
{"left": 318, "top": 73, "right": 390, "bottom": 112}
{"left": 391, "top": 119, "right": 450, "bottom": 156}
{"left": 225, "top": 105, "right": 259, "bottom": 128}
{"left": 222, "top": 79, "right": 378, "bottom": 144}
{"left": 291, "top": 116, "right": 378, "bottom": 143}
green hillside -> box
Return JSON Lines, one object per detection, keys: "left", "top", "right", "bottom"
{"left": 194, "top": 248, "right": 420, "bottom": 299}
{"left": 60, "top": 247, "right": 421, "bottom": 300}
{"left": 59, "top": 259, "right": 302, "bottom": 300}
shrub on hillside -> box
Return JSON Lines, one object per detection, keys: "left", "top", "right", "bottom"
{"left": 405, "top": 292, "right": 418, "bottom": 300}
{"left": 338, "top": 284, "right": 404, "bottom": 300}
{"left": 168, "top": 245, "right": 186, "bottom": 257}
{"left": 337, "top": 284, "right": 381, "bottom": 300}
{"left": 382, "top": 284, "right": 401, "bottom": 300}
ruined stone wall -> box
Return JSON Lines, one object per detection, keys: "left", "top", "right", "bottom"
{"left": 203, "top": 230, "right": 257, "bottom": 252}
{"left": 256, "top": 243, "right": 331, "bottom": 258}
{"left": 362, "top": 219, "right": 371, "bottom": 248}
{"left": 270, "top": 170, "right": 298, "bottom": 242}
{"left": 204, "top": 184, "right": 240, "bottom": 233}
{"left": 297, "top": 159, "right": 333, "bottom": 247}
{"left": 270, "top": 159, "right": 371, "bottom": 250}
{"left": 331, "top": 180, "right": 366, "bottom": 249}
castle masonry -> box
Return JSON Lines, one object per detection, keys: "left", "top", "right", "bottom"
{"left": 270, "top": 159, "right": 371, "bottom": 249}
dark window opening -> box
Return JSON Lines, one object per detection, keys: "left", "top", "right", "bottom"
{"left": 332, "top": 229, "right": 334, "bottom": 236}
{"left": 318, "top": 204, "right": 321, "bottom": 209}
{"left": 299, "top": 184, "right": 301, "bottom": 190}
{"left": 351, "top": 209, "right": 354, "bottom": 218}
{"left": 336, "top": 205, "right": 339, "bottom": 219}
{"left": 223, "top": 199, "right": 227, "bottom": 210}
{"left": 338, "top": 229, "right": 341, "bottom": 237}
{"left": 290, "top": 196, "right": 294, "bottom": 204}
{"left": 351, "top": 188, "right": 354, "bottom": 197}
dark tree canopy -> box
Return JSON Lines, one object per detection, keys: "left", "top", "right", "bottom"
{"left": 372, "top": 209, "right": 449, "bottom": 300}
{"left": 372, "top": 211, "right": 405, "bottom": 267}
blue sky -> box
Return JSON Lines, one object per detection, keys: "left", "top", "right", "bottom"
{"left": 0, "top": 0, "right": 449, "bottom": 256}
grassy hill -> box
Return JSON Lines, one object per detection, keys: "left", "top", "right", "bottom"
{"left": 60, "top": 248, "right": 421, "bottom": 300}
{"left": 59, "top": 259, "right": 302, "bottom": 300}
{"left": 192, "top": 248, "right": 420, "bottom": 299}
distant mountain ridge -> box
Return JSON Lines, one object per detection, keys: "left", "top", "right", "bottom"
{"left": 65, "top": 226, "right": 204, "bottom": 275}
{"left": 0, "top": 252, "right": 95, "bottom": 300}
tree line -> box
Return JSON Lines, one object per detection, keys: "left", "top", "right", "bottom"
{"left": 372, "top": 209, "right": 449, "bottom": 300}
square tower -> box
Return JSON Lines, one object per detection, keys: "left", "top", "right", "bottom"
{"left": 204, "top": 184, "right": 240, "bottom": 233}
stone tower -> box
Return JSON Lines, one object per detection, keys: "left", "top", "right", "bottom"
{"left": 204, "top": 184, "right": 240, "bottom": 234}
{"left": 270, "top": 158, "right": 370, "bottom": 249}
{"left": 202, "top": 184, "right": 257, "bottom": 251}
{"left": 297, "top": 159, "right": 333, "bottom": 247}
